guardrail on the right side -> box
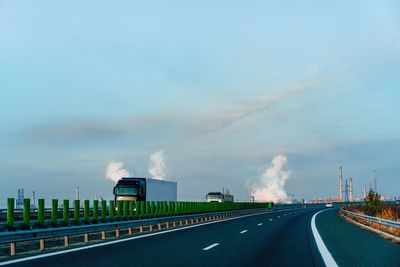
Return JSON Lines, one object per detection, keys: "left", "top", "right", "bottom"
{"left": 341, "top": 209, "right": 400, "bottom": 229}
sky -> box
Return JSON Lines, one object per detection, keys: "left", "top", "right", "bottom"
{"left": 1, "top": 1, "right": 400, "bottom": 206}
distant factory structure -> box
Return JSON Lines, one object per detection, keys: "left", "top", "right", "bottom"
{"left": 338, "top": 166, "right": 379, "bottom": 202}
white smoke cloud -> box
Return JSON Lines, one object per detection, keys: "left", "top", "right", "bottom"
{"left": 148, "top": 150, "right": 166, "bottom": 180}
{"left": 250, "top": 155, "right": 291, "bottom": 203}
{"left": 106, "top": 161, "right": 130, "bottom": 183}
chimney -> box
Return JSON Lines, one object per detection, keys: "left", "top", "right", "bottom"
{"left": 339, "top": 166, "right": 343, "bottom": 201}
{"left": 349, "top": 177, "right": 353, "bottom": 202}
{"left": 363, "top": 185, "right": 367, "bottom": 199}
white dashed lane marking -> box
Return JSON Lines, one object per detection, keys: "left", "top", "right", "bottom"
{"left": 202, "top": 243, "right": 220, "bottom": 251}
{"left": 240, "top": 230, "right": 248, "bottom": 234}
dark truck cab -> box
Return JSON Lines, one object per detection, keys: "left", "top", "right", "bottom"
{"left": 113, "top": 177, "right": 146, "bottom": 202}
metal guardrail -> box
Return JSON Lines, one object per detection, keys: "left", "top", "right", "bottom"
{"left": 0, "top": 208, "right": 267, "bottom": 244}
{"left": 341, "top": 209, "right": 400, "bottom": 229}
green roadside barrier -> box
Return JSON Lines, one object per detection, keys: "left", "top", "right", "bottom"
{"left": 93, "top": 200, "right": 99, "bottom": 224}
{"left": 101, "top": 200, "right": 107, "bottom": 223}
{"left": 23, "top": 198, "right": 30, "bottom": 229}
{"left": 109, "top": 200, "right": 115, "bottom": 221}
{"left": 63, "top": 199, "right": 69, "bottom": 226}
{"left": 151, "top": 201, "right": 155, "bottom": 217}
{"left": 155, "top": 201, "right": 160, "bottom": 217}
{"left": 84, "top": 200, "right": 90, "bottom": 224}
{"left": 38, "top": 199, "right": 45, "bottom": 228}
{"left": 7, "top": 198, "right": 15, "bottom": 231}
{"left": 146, "top": 201, "right": 151, "bottom": 218}
{"left": 51, "top": 199, "right": 58, "bottom": 227}
{"left": 117, "top": 201, "right": 122, "bottom": 221}
{"left": 129, "top": 201, "right": 134, "bottom": 218}
{"left": 141, "top": 201, "right": 145, "bottom": 219}
{"left": 123, "top": 201, "right": 128, "bottom": 220}
{"left": 162, "top": 201, "right": 167, "bottom": 217}
{"left": 74, "top": 200, "right": 80, "bottom": 225}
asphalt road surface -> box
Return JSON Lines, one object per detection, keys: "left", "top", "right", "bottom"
{"left": 3, "top": 207, "right": 399, "bottom": 267}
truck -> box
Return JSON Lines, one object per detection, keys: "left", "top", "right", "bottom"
{"left": 206, "top": 192, "right": 234, "bottom": 203}
{"left": 113, "top": 177, "right": 177, "bottom": 203}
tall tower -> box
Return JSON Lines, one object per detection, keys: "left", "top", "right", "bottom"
{"left": 349, "top": 178, "right": 353, "bottom": 202}
{"left": 75, "top": 186, "right": 80, "bottom": 200}
{"left": 339, "top": 166, "right": 343, "bottom": 201}
{"left": 373, "top": 170, "right": 377, "bottom": 193}
{"left": 344, "top": 179, "right": 349, "bottom": 202}
{"left": 363, "top": 185, "right": 367, "bottom": 199}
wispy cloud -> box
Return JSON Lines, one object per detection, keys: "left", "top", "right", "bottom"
{"left": 27, "top": 79, "right": 329, "bottom": 143}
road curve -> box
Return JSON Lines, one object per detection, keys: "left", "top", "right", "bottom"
{"left": 3, "top": 208, "right": 326, "bottom": 267}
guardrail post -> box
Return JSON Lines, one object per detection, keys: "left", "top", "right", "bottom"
{"left": 84, "top": 233, "right": 89, "bottom": 243}
{"left": 123, "top": 201, "right": 128, "bottom": 220}
{"left": 38, "top": 199, "right": 45, "bottom": 228}
{"left": 93, "top": 200, "right": 99, "bottom": 224}
{"left": 109, "top": 200, "right": 115, "bottom": 221}
{"left": 84, "top": 199, "right": 90, "bottom": 224}
{"left": 63, "top": 199, "right": 69, "bottom": 226}
{"left": 102, "top": 231, "right": 106, "bottom": 239}
{"left": 7, "top": 198, "right": 15, "bottom": 231}
{"left": 101, "top": 200, "right": 107, "bottom": 223}
{"left": 64, "top": 236, "right": 69, "bottom": 247}
{"left": 10, "top": 242, "right": 16, "bottom": 256}
{"left": 40, "top": 239, "right": 45, "bottom": 251}
{"left": 116, "top": 229, "right": 120, "bottom": 237}
{"left": 51, "top": 199, "right": 58, "bottom": 227}
{"left": 23, "top": 198, "right": 31, "bottom": 229}
{"left": 74, "top": 200, "right": 80, "bottom": 225}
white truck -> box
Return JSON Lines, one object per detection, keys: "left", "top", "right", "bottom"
{"left": 113, "top": 177, "right": 177, "bottom": 203}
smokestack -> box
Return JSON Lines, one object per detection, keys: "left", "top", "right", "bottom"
{"left": 32, "top": 191, "right": 36, "bottom": 209}
{"left": 75, "top": 186, "right": 80, "bottom": 200}
{"left": 339, "top": 166, "right": 343, "bottom": 201}
{"left": 349, "top": 177, "right": 353, "bottom": 202}
{"left": 363, "top": 185, "right": 367, "bottom": 199}
{"left": 344, "top": 179, "right": 348, "bottom": 202}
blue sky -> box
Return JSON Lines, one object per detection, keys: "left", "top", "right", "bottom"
{"left": 1, "top": 1, "right": 400, "bottom": 205}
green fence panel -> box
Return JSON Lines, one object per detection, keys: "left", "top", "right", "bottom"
{"left": 140, "top": 201, "right": 145, "bottom": 219}
{"left": 123, "top": 201, "right": 128, "bottom": 220}
{"left": 93, "top": 200, "right": 99, "bottom": 224}
{"left": 74, "top": 200, "right": 80, "bottom": 225}
{"left": 51, "top": 199, "right": 58, "bottom": 227}
{"left": 84, "top": 200, "right": 90, "bottom": 224}
{"left": 23, "top": 198, "right": 31, "bottom": 229}
{"left": 101, "top": 200, "right": 107, "bottom": 223}
{"left": 129, "top": 201, "right": 134, "bottom": 218}
{"left": 38, "top": 199, "right": 45, "bottom": 228}
{"left": 117, "top": 201, "right": 122, "bottom": 221}
{"left": 109, "top": 200, "right": 115, "bottom": 221}
{"left": 6, "top": 198, "right": 15, "bottom": 231}
{"left": 63, "top": 199, "right": 69, "bottom": 226}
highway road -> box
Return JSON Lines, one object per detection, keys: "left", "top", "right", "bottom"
{"left": 2, "top": 207, "right": 399, "bottom": 267}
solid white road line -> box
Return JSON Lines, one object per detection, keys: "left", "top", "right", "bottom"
{"left": 202, "top": 243, "right": 220, "bottom": 251}
{"left": 257, "top": 223, "right": 263, "bottom": 226}
{"left": 240, "top": 230, "right": 248, "bottom": 234}
{"left": 277, "top": 216, "right": 280, "bottom": 218}
{"left": 269, "top": 219, "right": 273, "bottom": 221}
{"left": 311, "top": 210, "right": 338, "bottom": 267}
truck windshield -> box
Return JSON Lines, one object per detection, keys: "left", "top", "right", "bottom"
{"left": 207, "top": 194, "right": 222, "bottom": 199}
{"left": 115, "top": 187, "right": 138, "bottom": 195}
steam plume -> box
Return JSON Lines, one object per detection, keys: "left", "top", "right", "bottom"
{"left": 106, "top": 161, "right": 130, "bottom": 183}
{"left": 148, "top": 150, "right": 166, "bottom": 180}
{"left": 250, "top": 155, "right": 290, "bottom": 202}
